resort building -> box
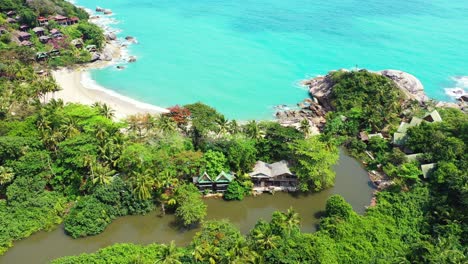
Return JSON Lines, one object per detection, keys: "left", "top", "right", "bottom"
{"left": 19, "top": 25, "right": 29, "bottom": 31}
{"left": 193, "top": 171, "right": 235, "bottom": 193}
{"left": 20, "top": 40, "right": 33, "bottom": 47}
{"left": 32, "top": 27, "right": 45, "bottom": 36}
{"left": 37, "top": 15, "right": 79, "bottom": 26}
{"left": 249, "top": 160, "right": 297, "bottom": 192}
{"left": 393, "top": 110, "right": 442, "bottom": 146}
{"left": 37, "top": 17, "right": 49, "bottom": 26}
{"left": 39, "top": 36, "right": 51, "bottom": 44}
{"left": 6, "top": 18, "right": 16, "bottom": 24}
{"left": 18, "top": 32, "right": 31, "bottom": 41}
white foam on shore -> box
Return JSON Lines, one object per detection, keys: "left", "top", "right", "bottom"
{"left": 80, "top": 71, "right": 168, "bottom": 113}
{"left": 444, "top": 76, "right": 468, "bottom": 99}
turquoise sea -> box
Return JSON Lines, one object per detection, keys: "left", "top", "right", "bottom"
{"left": 76, "top": 0, "right": 468, "bottom": 119}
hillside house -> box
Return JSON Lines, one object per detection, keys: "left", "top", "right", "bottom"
{"left": 37, "top": 17, "right": 49, "bottom": 26}
{"left": 250, "top": 160, "right": 297, "bottom": 192}
{"left": 18, "top": 32, "right": 31, "bottom": 41}
{"left": 32, "top": 27, "right": 45, "bottom": 36}
{"left": 19, "top": 24, "right": 29, "bottom": 31}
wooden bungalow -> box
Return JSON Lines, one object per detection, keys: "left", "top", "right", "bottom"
{"left": 6, "top": 18, "right": 16, "bottom": 24}
{"left": 6, "top": 11, "right": 16, "bottom": 17}
{"left": 32, "top": 27, "right": 45, "bottom": 36}
{"left": 37, "top": 17, "right": 49, "bottom": 26}
{"left": 51, "top": 15, "right": 69, "bottom": 26}
{"left": 68, "top": 17, "right": 79, "bottom": 25}
{"left": 193, "top": 171, "right": 235, "bottom": 193}
{"left": 19, "top": 24, "right": 29, "bottom": 31}
{"left": 39, "top": 35, "right": 51, "bottom": 44}
{"left": 249, "top": 160, "right": 297, "bottom": 192}
{"left": 50, "top": 28, "right": 63, "bottom": 38}
{"left": 18, "top": 32, "right": 31, "bottom": 41}
{"left": 20, "top": 40, "right": 33, "bottom": 47}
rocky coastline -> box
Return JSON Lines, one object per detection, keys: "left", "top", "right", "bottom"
{"left": 276, "top": 69, "right": 467, "bottom": 131}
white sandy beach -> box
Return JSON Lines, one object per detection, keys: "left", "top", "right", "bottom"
{"left": 51, "top": 68, "right": 168, "bottom": 120}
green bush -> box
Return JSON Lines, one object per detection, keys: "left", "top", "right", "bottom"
{"left": 64, "top": 196, "right": 112, "bottom": 238}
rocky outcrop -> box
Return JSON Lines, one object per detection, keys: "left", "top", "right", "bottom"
{"left": 276, "top": 99, "right": 326, "bottom": 134}
{"left": 128, "top": 56, "right": 137, "bottom": 63}
{"left": 378, "top": 70, "right": 428, "bottom": 102}
{"left": 106, "top": 32, "right": 117, "bottom": 41}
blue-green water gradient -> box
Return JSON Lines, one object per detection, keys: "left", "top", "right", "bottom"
{"left": 77, "top": 0, "right": 468, "bottom": 119}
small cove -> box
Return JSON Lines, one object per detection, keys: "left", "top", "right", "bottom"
{"left": 0, "top": 149, "right": 374, "bottom": 263}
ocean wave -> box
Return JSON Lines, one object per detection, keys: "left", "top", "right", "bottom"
{"left": 444, "top": 76, "right": 468, "bottom": 99}
{"left": 80, "top": 72, "right": 168, "bottom": 113}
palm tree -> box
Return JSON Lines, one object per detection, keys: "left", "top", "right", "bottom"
{"left": 216, "top": 116, "right": 229, "bottom": 136}
{"left": 155, "top": 169, "right": 179, "bottom": 215}
{"left": 252, "top": 227, "right": 280, "bottom": 251}
{"left": 130, "top": 170, "right": 154, "bottom": 200}
{"left": 94, "top": 124, "right": 109, "bottom": 144}
{"left": 155, "top": 241, "right": 183, "bottom": 264}
{"left": 192, "top": 243, "right": 220, "bottom": 264}
{"left": 299, "top": 119, "right": 311, "bottom": 137}
{"left": 0, "top": 166, "right": 14, "bottom": 185}
{"left": 60, "top": 117, "right": 80, "bottom": 138}
{"left": 283, "top": 207, "right": 300, "bottom": 236}
{"left": 98, "top": 103, "right": 115, "bottom": 119}
{"left": 156, "top": 115, "right": 176, "bottom": 135}
{"left": 228, "top": 120, "right": 240, "bottom": 134}
{"left": 91, "top": 163, "right": 116, "bottom": 186}
{"left": 245, "top": 120, "right": 264, "bottom": 140}
{"left": 227, "top": 240, "right": 259, "bottom": 264}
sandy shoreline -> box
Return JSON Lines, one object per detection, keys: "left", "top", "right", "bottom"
{"left": 50, "top": 9, "right": 168, "bottom": 120}
{"left": 51, "top": 68, "right": 168, "bottom": 120}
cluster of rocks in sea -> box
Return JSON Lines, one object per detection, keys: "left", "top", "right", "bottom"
{"left": 96, "top": 7, "right": 112, "bottom": 15}
{"left": 276, "top": 69, "right": 467, "bottom": 131}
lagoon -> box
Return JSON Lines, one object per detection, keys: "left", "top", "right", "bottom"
{"left": 0, "top": 150, "right": 374, "bottom": 263}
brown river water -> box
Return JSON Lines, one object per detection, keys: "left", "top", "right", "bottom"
{"left": 0, "top": 149, "right": 375, "bottom": 263}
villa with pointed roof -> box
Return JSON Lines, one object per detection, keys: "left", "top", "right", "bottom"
{"left": 249, "top": 160, "right": 297, "bottom": 192}
{"left": 393, "top": 110, "right": 442, "bottom": 146}
{"left": 193, "top": 171, "right": 235, "bottom": 193}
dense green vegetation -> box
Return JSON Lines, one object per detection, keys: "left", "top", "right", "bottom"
{"left": 51, "top": 70, "right": 466, "bottom": 263}
{"left": 0, "top": 0, "right": 103, "bottom": 66}
{"left": 0, "top": 52, "right": 340, "bottom": 254}
{"left": 0, "top": 6, "right": 466, "bottom": 260}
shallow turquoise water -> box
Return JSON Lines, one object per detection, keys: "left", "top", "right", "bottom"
{"left": 77, "top": 0, "right": 468, "bottom": 119}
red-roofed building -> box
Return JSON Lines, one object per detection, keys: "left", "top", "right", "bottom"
{"left": 38, "top": 16, "right": 49, "bottom": 26}
{"left": 68, "top": 17, "right": 79, "bottom": 25}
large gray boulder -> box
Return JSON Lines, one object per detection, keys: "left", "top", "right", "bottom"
{"left": 106, "top": 33, "right": 117, "bottom": 41}
{"left": 379, "top": 69, "right": 428, "bottom": 102}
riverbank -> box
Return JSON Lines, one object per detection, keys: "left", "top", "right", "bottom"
{"left": 50, "top": 6, "right": 168, "bottom": 120}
